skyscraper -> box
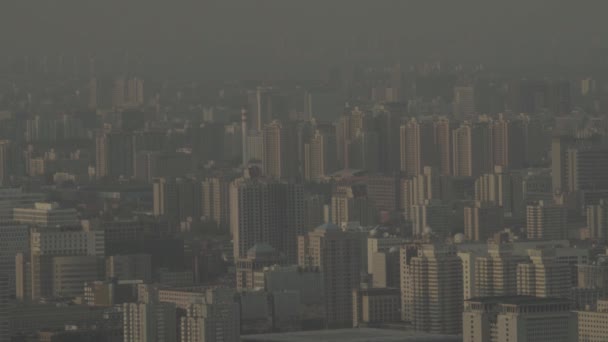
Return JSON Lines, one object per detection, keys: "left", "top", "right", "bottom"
{"left": 248, "top": 86, "right": 275, "bottom": 132}
{"left": 491, "top": 116, "right": 526, "bottom": 170}
{"left": 304, "top": 130, "right": 337, "bottom": 181}
{"left": 452, "top": 123, "right": 491, "bottom": 178}
{"left": 202, "top": 177, "right": 231, "bottom": 230}
{"left": 434, "top": 117, "right": 452, "bottom": 176}
{"left": 230, "top": 178, "right": 304, "bottom": 263}
{"left": 401, "top": 243, "right": 462, "bottom": 334}
{"left": 298, "top": 223, "right": 361, "bottom": 328}
{"left": 400, "top": 118, "right": 435, "bottom": 177}
{"left": 262, "top": 120, "right": 296, "bottom": 180}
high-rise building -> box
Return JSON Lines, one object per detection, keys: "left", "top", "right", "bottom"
{"left": 0, "top": 188, "right": 45, "bottom": 222}
{"left": 95, "top": 131, "right": 134, "bottom": 180}
{"left": 491, "top": 116, "right": 526, "bottom": 170}
{"left": 51, "top": 255, "right": 105, "bottom": 298}
{"left": 410, "top": 199, "right": 451, "bottom": 237}
{"left": 551, "top": 135, "right": 601, "bottom": 193}
{"left": 463, "top": 296, "right": 576, "bottom": 342}
{"left": 0, "top": 140, "right": 17, "bottom": 186}
{"left": 517, "top": 248, "right": 570, "bottom": 298}
{"left": 202, "top": 177, "right": 231, "bottom": 230}
{"left": 180, "top": 288, "right": 240, "bottom": 342}
{"left": 400, "top": 118, "right": 435, "bottom": 177}
{"left": 373, "top": 109, "right": 401, "bottom": 174}
{"left": 587, "top": 199, "right": 608, "bottom": 240}
{"left": 474, "top": 243, "right": 526, "bottom": 298}
{"left": 304, "top": 130, "right": 337, "bottom": 181}
{"left": 401, "top": 167, "right": 443, "bottom": 221}
{"left": 262, "top": 120, "right": 296, "bottom": 180}
{"left": 111, "top": 78, "right": 126, "bottom": 107}
{"left": 245, "top": 130, "right": 264, "bottom": 163}
{"left": 352, "top": 288, "right": 400, "bottom": 327}
{"left": 236, "top": 243, "right": 284, "bottom": 290}
{"left": 566, "top": 145, "right": 608, "bottom": 192}
{"left": 106, "top": 254, "right": 152, "bottom": 282}
{"left": 0, "top": 222, "right": 28, "bottom": 295}
{"left": 400, "top": 243, "right": 462, "bottom": 334}
{"left": 21, "top": 227, "right": 104, "bottom": 300}
{"left": 0, "top": 274, "right": 8, "bottom": 342}
{"left": 248, "top": 86, "right": 276, "bottom": 132}
{"left": 464, "top": 201, "right": 504, "bottom": 241}
{"left": 474, "top": 166, "right": 525, "bottom": 219}
{"left": 127, "top": 77, "right": 145, "bottom": 106}
{"left": 459, "top": 251, "right": 477, "bottom": 300}
{"left": 453, "top": 86, "right": 475, "bottom": 118}
{"left": 230, "top": 178, "right": 304, "bottom": 263}
{"left": 452, "top": 123, "right": 492, "bottom": 178}
{"left": 330, "top": 186, "right": 377, "bottom": 227}
{"left": 434, "top": 117, "right": 452, "bottom": 176}
{"left": 577, "top": 299, "right": 608, "bottom": 342}
{"left": 153, "top": 177, "right": 202, "bottom": 225}
{"left": 348, "top": 130, "right": 380, "bottom": 173}
{"left": 366, "top": 175, "right": 401, "bottom": 213}
{"left": 526, "top": 201, "right": 568, "bottom": 240}
{"left": 123, "top": 302, "right": 176, "bottom": 342}
{"left": 298, "top": 223, "right": 361, "bottom": 328}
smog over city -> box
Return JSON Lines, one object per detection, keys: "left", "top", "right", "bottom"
{"left": 0, "top": 2, "right": 606, "bottom": 342}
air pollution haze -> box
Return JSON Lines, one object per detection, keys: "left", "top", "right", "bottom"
{"left": 1, "top": 1, "right": 607, "bottom": 78}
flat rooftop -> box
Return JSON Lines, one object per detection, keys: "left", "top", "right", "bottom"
{"left": 466, "top": 296, "right": 569, "bottom": 305}
{"left": 242, "top": 328, "right": 461, "bottom": 342}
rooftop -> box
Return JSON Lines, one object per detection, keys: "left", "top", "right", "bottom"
{"left": 466, "top": 296, "right": 570, "bottom": 305}
{"left": 241, "top": 328, "right": 461, "bottom": 342}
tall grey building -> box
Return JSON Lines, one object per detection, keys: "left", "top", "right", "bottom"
{"left": 230, "top": 178, "right": 304, "bottom": 263}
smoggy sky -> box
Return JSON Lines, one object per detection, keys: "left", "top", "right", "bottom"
{"left": 2, "top": 1, "right": 607, "bottom": 77}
